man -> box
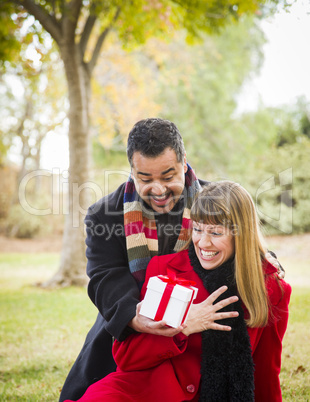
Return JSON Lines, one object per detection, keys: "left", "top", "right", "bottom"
{"left": 60, "top": 118, "right": 206, "bottom": 401}
{"left": 59, "top": 118, "right": 284, "bottom": 401}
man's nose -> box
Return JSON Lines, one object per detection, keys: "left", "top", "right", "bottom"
{"left": 150, "top": 182, "right": 166, "bottom": 195}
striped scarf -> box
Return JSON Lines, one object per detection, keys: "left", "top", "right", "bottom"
{"left": 124, "top": 163, "right": 201, "bottom": 288}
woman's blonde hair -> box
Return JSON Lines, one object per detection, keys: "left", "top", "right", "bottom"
{"left": 190, "top": 181, "right": 269, "bottom": 328}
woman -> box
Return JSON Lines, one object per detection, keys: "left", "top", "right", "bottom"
{"left": 65, "top": 181, "right": 291, "bottom": 402}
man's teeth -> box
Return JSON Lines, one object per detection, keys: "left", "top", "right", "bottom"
{"left": 153, "top": 194, "right": 169, "bottom": 200}
{"left": 201, "top": 250, "right": 218, "bottom": 257}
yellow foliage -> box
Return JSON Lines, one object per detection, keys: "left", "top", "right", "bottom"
{"left": 91, "top": 34, "right": 162, "bottom": 149}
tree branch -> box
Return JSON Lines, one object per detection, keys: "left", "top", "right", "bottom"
{"left": 87, "top": 27, "right": 109, "bottom": 74}
{"left": 79, "top": 14, "right": 97, "bottom": 59}
{"left": 62, "top": 0, "right": 83, "bottom": 41}
{"left": 88, "top": 7, "right": 121, "bottom": 74}
{"left": 50, "top": 0, "right": 56, "bottom": 17}
{"left": 19, "top": 0, "right": 62, "bottom": 44}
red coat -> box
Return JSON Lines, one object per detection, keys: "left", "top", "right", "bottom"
{"left": 70, "top": 250, "right": 291, "bottom": 402}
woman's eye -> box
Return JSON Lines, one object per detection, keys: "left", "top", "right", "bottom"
{"left": 211, "top": 232, "right": 223, "bottom": 236}
{"left": 193, "top": 227, "right": 202, "bottom": 233}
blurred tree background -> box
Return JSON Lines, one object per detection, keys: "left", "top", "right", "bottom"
{"left": 0, "top": 0, "right": 309, "bottom": 285}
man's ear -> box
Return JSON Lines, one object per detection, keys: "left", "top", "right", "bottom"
{"left": 183, "top": 152, "right": 188, "bottom": 173}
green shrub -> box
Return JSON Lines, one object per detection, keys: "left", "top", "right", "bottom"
{"left": 234, "top": 139, "right": 310, "bottom": 235}
{"left": 5, "top": 204, "right": 46, "bottom": 239}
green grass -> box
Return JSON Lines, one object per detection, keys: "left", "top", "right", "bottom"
{"left": 0, "top": 252, "right": 309, "bottom": 401}
{"left": 0, "top": 254, "right": 97, "bottom": 401}
{"left": 280, "top": 287, "right": 310, "bottom": 401}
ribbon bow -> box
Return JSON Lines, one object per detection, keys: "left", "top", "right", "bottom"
{"left": 154, "top": 269, "right": 196, "bottom": 324}
{"left": 158, "top": 268, "right": 196, "bottom": 287}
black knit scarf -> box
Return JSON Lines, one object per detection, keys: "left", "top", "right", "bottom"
{"left": 188, "top": 243, "right": 255, "bottom": 402}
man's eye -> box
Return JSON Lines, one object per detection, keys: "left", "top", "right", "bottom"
{"left": 141, "top": 179, "right": 152, "bottom": 183}
{"left": 163, "top": 176, "right": 173, "bottom": 181}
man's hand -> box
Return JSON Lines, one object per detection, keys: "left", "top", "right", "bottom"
{"left": 182, "top": 286, "right": 239, "bottom": 336}
{"left": 128, "top": 302, "right": 186, "bottom": 337}
{"left": 266, "top": 251, "right": 285, "bottom": 279}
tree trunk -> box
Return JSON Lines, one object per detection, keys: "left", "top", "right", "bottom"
{"left": 42, "top": 42, "right": 91, "bottom": 287}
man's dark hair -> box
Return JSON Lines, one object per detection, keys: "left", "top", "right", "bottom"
{"left": 127, "top": 118, "right": 185, "bottom": 166}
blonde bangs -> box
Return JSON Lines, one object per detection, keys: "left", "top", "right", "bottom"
{"left": 190, "top": 186, "right": 232, "bottom": 227}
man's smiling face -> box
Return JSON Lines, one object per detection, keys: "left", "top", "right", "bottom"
{"left": 131, "top": 148, "right": 187, "bottom": 214}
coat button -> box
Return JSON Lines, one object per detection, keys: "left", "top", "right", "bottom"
{"left": 187, "top": 384, "right": 195, "bottom": 393}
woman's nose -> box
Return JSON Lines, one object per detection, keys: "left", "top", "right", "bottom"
{"left": 199, "top": 233, "right": 212, "bottom": 247}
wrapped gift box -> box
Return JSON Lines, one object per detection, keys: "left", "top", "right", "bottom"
{"left": 140, "top": 273, "right": 198, "bottom": 328}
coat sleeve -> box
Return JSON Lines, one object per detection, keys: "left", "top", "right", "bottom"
{"left": 112, "top": 255, "right": 189, "bottom": 371}
{"left": 85, "top": 193, "right": 140, "bottom": 342}
{"left": 251, "top": 278, "right": 292, "bottom": 402}
{"left": 113, "top": 333, "right": 188, "bottom": 371}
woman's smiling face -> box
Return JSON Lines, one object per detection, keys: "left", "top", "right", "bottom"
{"left": 192, "top": 222, "right": 235, "bottom": 270}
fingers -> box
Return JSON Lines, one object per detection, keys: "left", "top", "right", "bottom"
{"left": 209, "top": 323, "right": 233, "bottom": 331}
{"left": 144, "top": 320, "right": 185, "bottom": 337}
{"left": 153, "top": 326, "right": 185, "bottom": 337}
{"left": 214, "top": 311, "right": 239, "bottom": 321}
{"left": 145, "top": 319, "right": 167, "bottom": 329}
{"left": 134, "top": 302, "right": 185, "bottom": 337}
{"left": 136, "top": 302, "right": 143, "bottom": 314}
{"left": 202, "top": 311, "right": 239, "bottom": 332}
{"left": 213, "top": 295, "right": 239, "bottom": 311}
{"left": 266, "top": 252, "right": 286, "bottom": 279}
{"left": 205, "top": 285, "right": 229, "bottom": 304}
{"left": 199, "top": 286, "right": 239, "bottom": 312}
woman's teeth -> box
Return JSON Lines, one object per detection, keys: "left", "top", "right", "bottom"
{"left": 201, "top": 250, "right": 218, "bottom": 257}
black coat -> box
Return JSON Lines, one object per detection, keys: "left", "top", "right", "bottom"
{"left": 59, "top": 180, "right": 206, "bottom": 401}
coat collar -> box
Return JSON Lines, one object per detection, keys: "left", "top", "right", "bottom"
{"left": 166, "top": 250, "right": 192, "bottom": 273}
{"left": 167, "top": 251, "right": 278, "bottom": 277}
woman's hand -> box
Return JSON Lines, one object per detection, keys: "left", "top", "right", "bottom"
{"left": 182, "top": 286, "right": 239, "bottom": 336}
